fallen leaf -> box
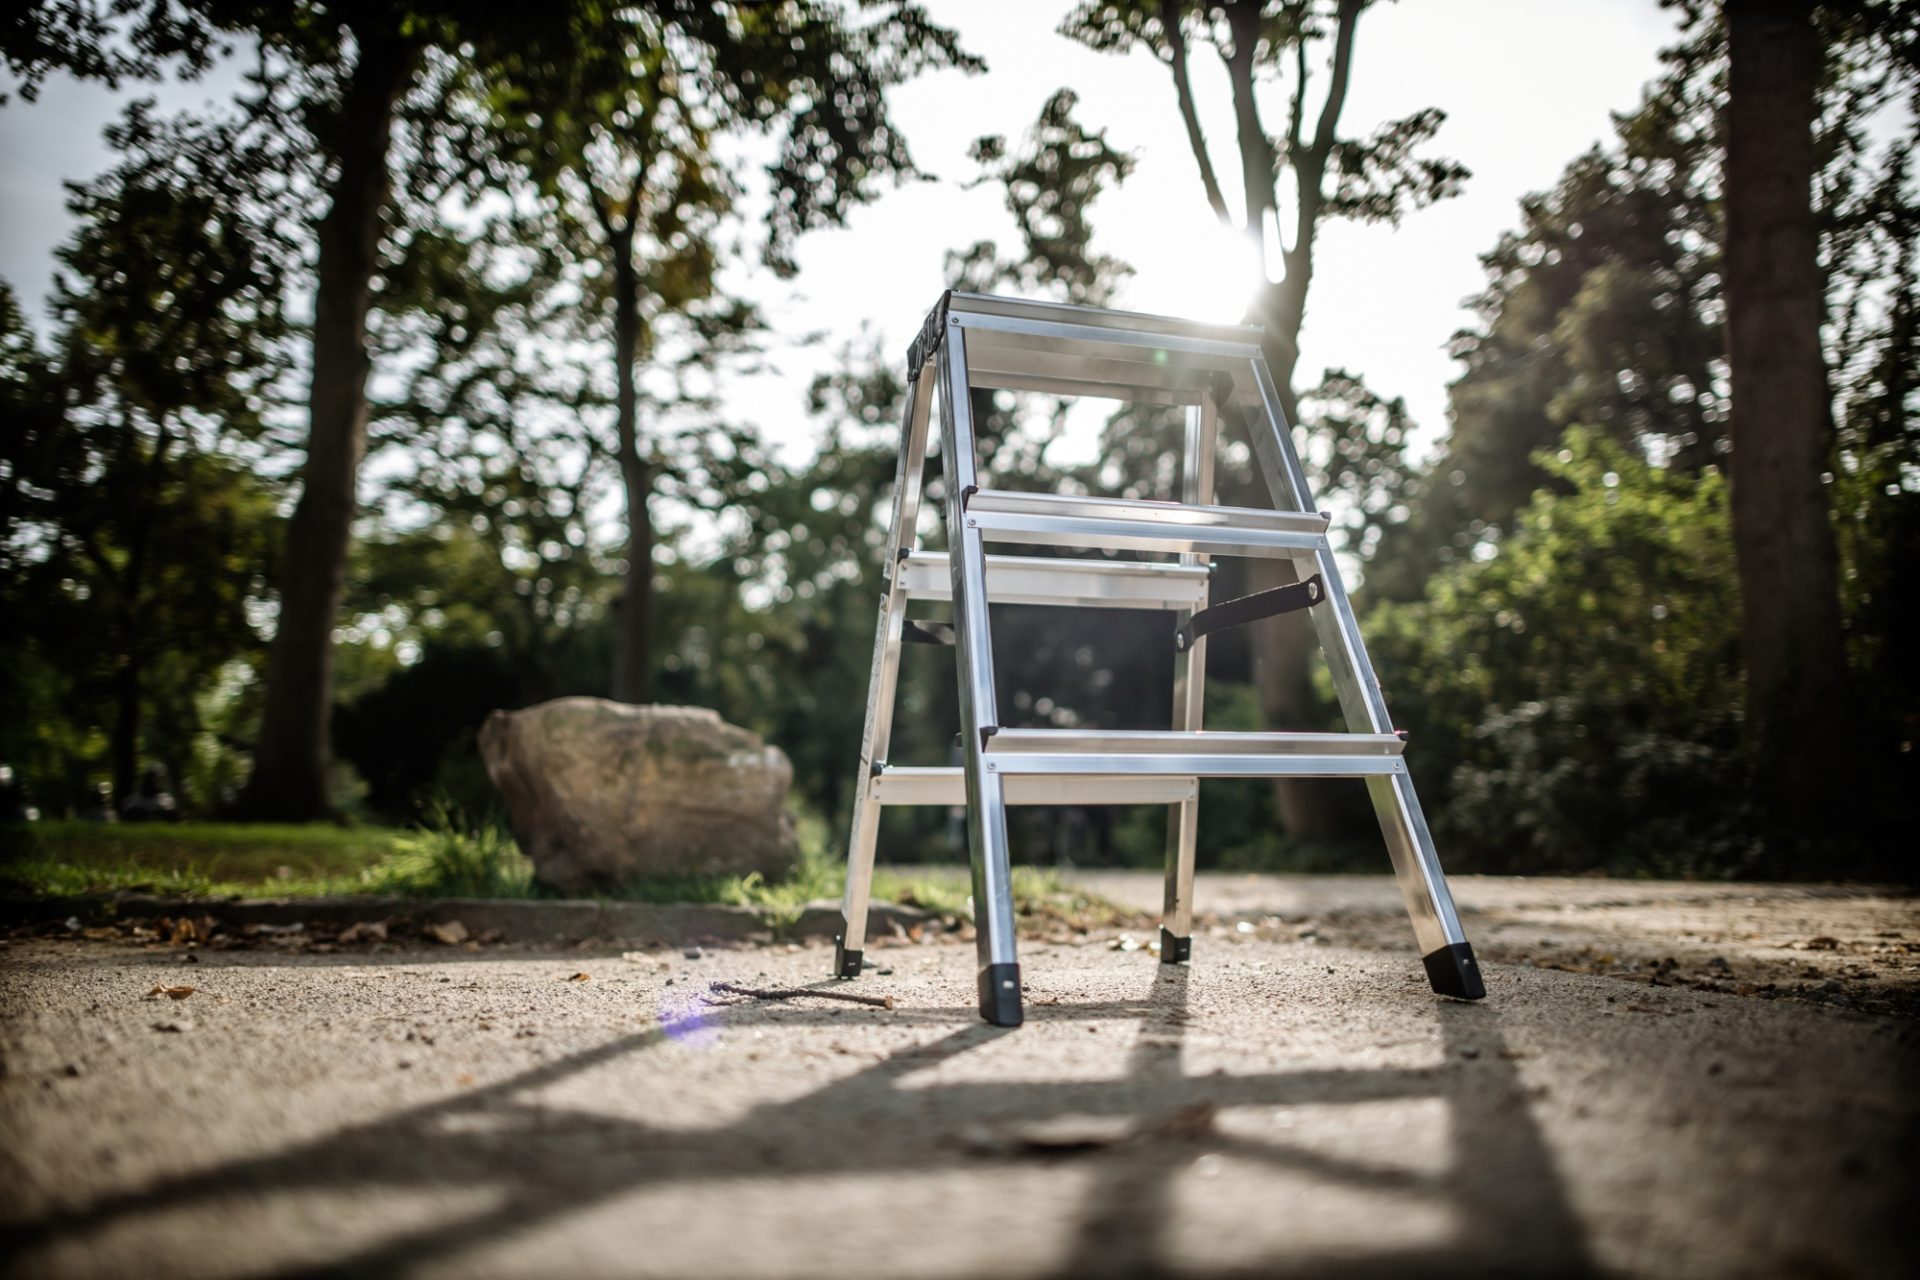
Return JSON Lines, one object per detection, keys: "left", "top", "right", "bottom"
{"left": 1157, "top": 1102, "right": 1219, "bottom": 1140}
{"left": 564, "top": 972, "right": 590, "bottom": 982}
{"left": 425, "top": 921, "right": 469, "bottom": 946}
{"left": 455, "top": 1073, "right": 476, "bottom": 1086}
{"left": 1806, "top": 936, "right": 1840, "bottom": 951}
{"left": 966, "top": 1114, "right": 1135, "bottom": 1155}
{"left": 145, "top": 984, "right": 195, "bottom": 1001}
{"left": 338, "top": 921, "right": 388, "bottom": 944}
{"left": 151, "top": 1019, "right": 194, "bottom": 1033}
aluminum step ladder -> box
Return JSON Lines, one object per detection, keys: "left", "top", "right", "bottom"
{"left": 834, "top": 291, "right": 1484, "bottom": 1026}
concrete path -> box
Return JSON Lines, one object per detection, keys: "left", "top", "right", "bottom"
{"left": 3, "top": 887, "right": 1915, "bottom": 1279}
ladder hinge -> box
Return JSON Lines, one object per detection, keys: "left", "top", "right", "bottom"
{"left": 980, "top": 725, "right": 999, "bottom": 750}
{"left": 906, "top": 289, "right": 953, "bottom": 379}
{"left": 1207, "top": 371, "right": 1236, "bottom": 409}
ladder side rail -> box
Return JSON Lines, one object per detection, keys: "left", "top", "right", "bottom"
{"left": 939, "top": 320, "right": 1024, "bottom": 1027}
{"left": 1241, "top": 357, "right": 1477, "bottom": 981}
{"left": 1162, "top": 396, "right": 1218, "bottom": 959}
{"left": 834, "top": 365, "right": 937, "bottom": 979}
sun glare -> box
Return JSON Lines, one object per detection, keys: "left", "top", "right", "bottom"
{"left": 1139, "top": 217, "right": 1266, "bottom": 325}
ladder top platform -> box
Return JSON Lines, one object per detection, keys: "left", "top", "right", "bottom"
{"left": 911, "top": 291, "right": 1274, "bottom": 407}
{"left": 942, "top": 291, "right": 1266, "bottom": 346}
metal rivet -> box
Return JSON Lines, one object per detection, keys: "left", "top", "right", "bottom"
{"left": 987, "top": 763, "right": 996, "bottom": 771}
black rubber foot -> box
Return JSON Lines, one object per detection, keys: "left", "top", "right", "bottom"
{"left": 1422, "top": 942, "right": 1486, "bottom": 1000}
{"left": 977, "top": 963, "right": 1024, "bottom": 1027}
{"left": 1158, "top": 927, "right": 1191, "bottom": 964}
{"left": 832, "top": 936, "right": 863, "bottom": 980}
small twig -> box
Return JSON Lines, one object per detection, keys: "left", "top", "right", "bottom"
{"left": 709, "top": 982, "right": 896, "bottom": 1011}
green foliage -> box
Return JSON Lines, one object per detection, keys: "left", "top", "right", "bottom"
{"left": 0, "top": 96, "right": 290, "bottom": 816}
{"left": 375, "top": 801, "right": 534, "bottom": 899}
{"left": 1369, "top": 431, "right": 1755, "bottom": 874}
{"left": 950, "top": 88, "right": 1136, "bottom": 306}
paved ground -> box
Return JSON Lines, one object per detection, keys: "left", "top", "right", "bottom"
{"left": 2, "top": 876, "right": 1916, "bottom": 1279}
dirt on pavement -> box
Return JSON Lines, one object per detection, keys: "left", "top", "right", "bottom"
{"left": 2, "top": 874, "right": 1915, "bottom": 1279}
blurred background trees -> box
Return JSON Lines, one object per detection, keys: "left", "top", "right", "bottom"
{"left": 1, "top": 0, "right": 1914, "bottom": 879}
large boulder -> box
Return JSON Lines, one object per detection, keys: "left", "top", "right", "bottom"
{"left": 478, "top": 698, "right": 798, "bottom": 894}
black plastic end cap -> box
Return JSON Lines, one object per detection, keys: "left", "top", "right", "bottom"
{"left": 977, "top": 963, "right": 1023, "bottom": 1027}
{"left": 1158, "top": 927, "right": 1192, "bottom": 964}
{"left": 1422, "top": 942, "right": 1486, "bottom": 1000}
{"left": 832, "top": 936, "right": 864, "bottom": 980}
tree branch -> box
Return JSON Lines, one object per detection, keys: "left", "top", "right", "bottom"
{"left": 1160, "top": 0, "right": 1231, "bottom": 222}
{"left": 1289, "top": 9, "right": 1308, "bottom": 155}
{"left": 1222, "top": 0, "right": 1278, "bottom": 259}
{"left": 1288, "top": 0, "right": 1361, "bottom": 269}
{"left": 1310, "top": 0, "right": 1361, "bottom": 155}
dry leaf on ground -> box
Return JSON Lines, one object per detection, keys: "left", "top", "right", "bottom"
{"left": 1157, "top": 1102, "right": 1219, "bottom": 1140}
{"left": 960, "top": 1113, "right": 1135, "bottom": 1156}
{"left": 145, "top": 984, "right": 195, "bottom": 1001}
{"left": 425, "top": 921, "right": 469, "bottom": 946}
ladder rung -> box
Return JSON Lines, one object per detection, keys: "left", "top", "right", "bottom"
{"left": 897, "top": 552, "right": 1210, "bottom": 611}
{"left": 963, "top": 490, "right": 1329, "bottom": 559}
{"left": 981, "top": 728, "right": 1407, "bottom": 779}
{"left": 872, "top": 767, "right": 1197, "bottom": 806}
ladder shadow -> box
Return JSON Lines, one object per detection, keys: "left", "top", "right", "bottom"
{"left": 10, "top": 970, "right": 1594, "bottom": 1278}
{"left": 1053, "top": 965, "right": 1596, "bottom": 1278}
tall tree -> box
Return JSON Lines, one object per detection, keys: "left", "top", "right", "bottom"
{"left": 6, "top": 1, "right": 973, "bottom": 808}
{"left": 1722, "top": 0, "right": 1852, "bottom": 849}
{"left": 488, "top": 2, "right": 978, "bottom": 704}
{"left": 6, "top": 3, "right": 608, "bottom": 817}
{"left": 1061, "top": 0, "right": 1466, "bottom": 836}
{"left": 0, "top": 102, "right": 288, "bottom": 812}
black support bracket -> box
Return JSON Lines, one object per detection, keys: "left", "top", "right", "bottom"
{"left": 1176, "top": 574, "right": 1324, "bottom": 652}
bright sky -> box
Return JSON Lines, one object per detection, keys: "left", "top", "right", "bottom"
{"left": 0, "top": 0, "right": 1682, "bottom": 466}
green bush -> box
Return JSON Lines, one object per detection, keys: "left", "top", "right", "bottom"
{"left": 1367, "top": 429, "right": 1759, "bottom": 875}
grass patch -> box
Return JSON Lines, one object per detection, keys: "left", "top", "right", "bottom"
{"left": 0, "top": 821, "right": 412, "bottom": 897}
{"left": 0, "top": 810, "right": 1139, "bottom": 932}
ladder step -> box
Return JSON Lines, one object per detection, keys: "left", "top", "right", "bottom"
{"left": 981, "top": 728, "right": 1407, "bottom": 779}
{"left": 872, "top": 767, "right": 1196, "bottom": 806}
{"left": 897, "top": 552, "right": 1209, "bottom": 611}
{"left": 963, "top": 490, "right": 1330, "bottom": 558}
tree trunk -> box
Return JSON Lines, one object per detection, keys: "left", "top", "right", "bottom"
{"left": 238, "top": 32, "right": 414, "bottom": 821}
{"left": 1244, "top": 270, "right": 1352, "bottom": 841}
{"left": 111, "top": 652, "right": 141, "bottom": 812}
{"left": 1723, "top": 0, "right": 1852, "bottom": 856}
{"left": 1208, "top": 0, "right": 1363, "bottom": 843}
{"left": 609, "top": 231, "right": 654, "bottom": 704}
